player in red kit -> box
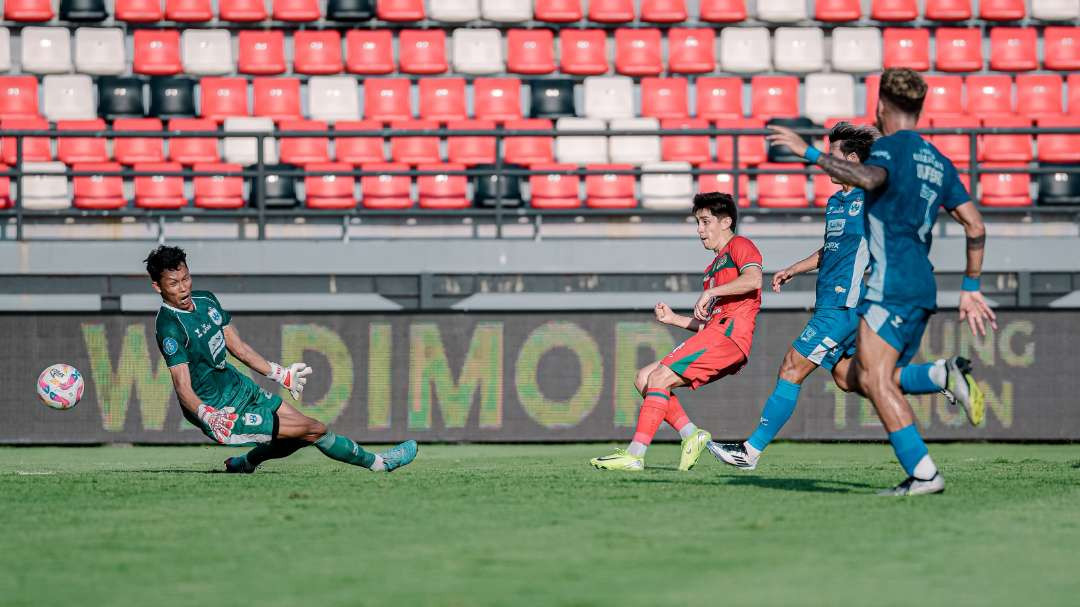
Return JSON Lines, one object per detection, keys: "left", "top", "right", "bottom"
{"left": 591, "top": 192, "right": 763, "bottom": 471}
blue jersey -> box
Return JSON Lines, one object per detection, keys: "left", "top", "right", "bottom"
{"left": 817, "top": 187, "right": 869, "bottom": 309}
{"left": 862, "top": 130, "right": 970, "bottom": 310}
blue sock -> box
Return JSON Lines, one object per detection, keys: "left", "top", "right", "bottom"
{"left": 899, "top": 363, "right": 941, "bottom": 394}
{"left": 747, "top": 379, "right": 801, "bottom": 452}
{"left": 888, "top": 424, "right": 929, "bottom": 477}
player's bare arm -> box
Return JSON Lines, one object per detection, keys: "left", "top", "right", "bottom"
{"left": 223, "top": 324, "right": 272, "bottom": 376}
{"left": 694, "top": 266, "right": 763, "bottom": 321}
{"left": 772, "top": 248, "right": 823, "bottom": 293}
{"left": 949, "top": 201, "right": 997, "bottom": 336}
{"left": 222, "top": 324, "right": 313, "bottom": 399}
{"left": 767, "top": 126, "right": 887, "bottom": 191}
{"left": 654, "top": 302, "right": 703, "bottom": 332}
{"left": 167, "top": 363, "right": 202, "bottom": 416}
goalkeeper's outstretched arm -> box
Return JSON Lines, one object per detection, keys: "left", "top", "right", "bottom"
{"left": 223, "top": 325, "right": 312, "bottom": 400}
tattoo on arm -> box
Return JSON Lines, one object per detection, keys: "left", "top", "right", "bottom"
{"left": 817, "top": 155, "right": 888, "bottom": 191}
{"left": 966, "top": 233, "right": 986, "bottom": 251}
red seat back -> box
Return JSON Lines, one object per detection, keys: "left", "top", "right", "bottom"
{"left": 641, "top": 78, "right": 689, "bottom": 120}
{"left": 696, "top": 77, "right": 743, "bottom": 121}
{"left": 399, "top": 30, "right": 448, "bottom": 75}
{"left": 200, "top": 77, "right": 250, "bottom": 122}
{"left": 133, "top": 30, "right": 181, "bottom": 75}
{"left": 364, "top": 78, "right": 413, "bottom": 123}
{"left": 253, "top": 77, "right": 302, "bottom": 122}
{"left": 238, "top": 31, "right": 286, "bottom": 75}
{"left": 279, "top": 119, "right": 331, "bottom": 165}
{"left": 114, "top": 118, "right": 165, "bottom": 165}
{"left": 559, "top": 30, "right": 608, "bottom": 76}
{"left": 507, "top": 29, "right": 556, "bottom": 75}
{"left": 168, "top": 118, "right": 220, "bottom": 165}
{"left": 58, "top": 120, "right": 109, "bottom": 164}
{"left": 614, "top": 28, "right": 662, "bottom": 76}
{"left": 334, "top": 120, "right": 385, "bottom": 165}
{"left": 193, "top": 162, "right": 244, "bottom": 209}
{"left": 883, "top": 28, "right": 930, "bottom": 71}
{"left": 667, "top": 29, "right": 716, "bottom": 74}
{"left": 345, "top": 30, "right": 395, "bottom": 75}
{"left": 418, "top": 78, "right": 466, "bottom": 123}
{"left": 474, "top": 78, "right": 522, "bottom": 123}
{"left": 293, "top": 30, "right": 343, "bottom": 75}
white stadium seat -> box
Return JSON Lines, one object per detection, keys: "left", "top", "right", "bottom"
{"left": 555, "top": 117, "right": 608, "bottom": 164}
{"left": 720, "top": 28, "right": 771, "bottom": 73}
{"left": 774, "top": 28, "right": 825, "bottom": 73}
{"left": 20, "top": 162, "right": 70, "bottom": 210}
{"left": 583, "top": 76, "right": 634, "bottom": 120}
{"left": 481, "top": 0, "right": 532, "bottom": 22}
{"left": 641, "top": 161, "right": 693, "bottom": 210}
{"left": 74, "top": 28, "right": 125, "bottom": 75}
{"left": 1032, "top": 0, "right": 1080, "bottom": 20}
{"left": 804, "top": 74, "right": 856, "bottom": 124}
{"left": 224, "top": 117, "right": 279, "bottom": 165}
{"left": 0, "top": 28, "right": 11, "bottom": 72}
{"left": 451, "top": 29, "right": 504, "bottom": 74}
{"left": 609, "top": 118, "right": 661, "bottom": 165}
{"left": 182, "top": 29, "right": 233, "bottom": 76}
{"left": 21, "top": 27, "right": 73, "bottom": 74}
{"left": 756, "top": 0, "right": 809, "bottom": 22}
{"left": 42, "top": 75, "right": 95, "bottom": 121}
{"left": 429, "top": 0, "right": 481, "bottom": 22}
{"left": 830, "top": 28, "right": 883, "bottom": 74}
{"left": 308, "top": 76, "right": 361, "bottom": 123}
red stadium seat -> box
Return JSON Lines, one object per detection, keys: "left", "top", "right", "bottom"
{"left": 345, "top": 30, "right": 395, "bottom": 75}
{"left": 872, "top": 0, "right": 918, "bottom": 21}
{"left": 923, "top": 76, "right": 964, "bottom": 117}
{"left": 1044, "top": 28, "right": 1080, "bottom": 72}
{"left": 757, "top": 163, "right": 808, "bottom": 208}
{"left": 273, "top": 0, "right": 320, "bottom": 21}
{"left": 133, "top": 30, "right": 181, "bottom": 75}
{"left": 641, "top": 0, "right": 688, "bottom": 23}
{"left": 364, "top": 78, "right": 413, "bottom": 123}
{"left": 200, "top": 77, "right": 250, "bottom": 122}
{"left": 4, "top": 0, "right": 54, "bottom": 21}
{"left": 114, "top": 118, "right": 166, "bottom": 165}
{"left": 534, "top": 0, "right": 583, "bottom": 22}
{"left": 218, "top": 0, "right": 268, "bottom": 21}
{"left": 641, "top": 78, "right": 689, "bottom": 120}
{"left": 699, "top": 0, "right": 746, "bottom": 21}
{"left": 883, "top": 28, "right": 930, "bottom": 71}
{"left": 815, "top": 0, "right": 861, "bottom": 21}
{"left": 615, "top": 29, "right": 662, "bottom": 76}
{"left": 376, "top": 0, "right": 424, "bottom": 21}
{"left": 73, "top": 162, "right": 126, "bottom": 210}
{"left": 167, "top": 118, "right": 220, "bottom": 165}
{"left": 697, "top": 78, "right": 743, "bottom": 121}
{"left": 979, "top": 163, "right": 1030, "bottom": 207}
{"left": 1036, "top": 116, "right": 1080, "bottom": 163}
{"left": 699, "top": 162, "right": 750, "bottom": 207}
{"left": 134, "top": 162, "right": 187, "bottom": 209}
{"left": 503, "top": 118, "right": 554, "bottom": 165}
{"left": 1, "top": 118, "right": 51, "bottom": 164}
{"left": 399, "top": 30, "right": 448, "bottom": 75}
{"left": 979, "top": 0, "right": 1025, "bottom": 20}
{"left": 0, "top": 168, "right": 8, "bottom": 209}
{"left": 530, "top": 163, "right": 581, "bottom": 209}
{"left": 588, "top": 0, "right": 635, "bottom": 22}
{"left": 925, "top": 0, "right": 971, "bottom": 20}
{"left": 812, "top": 171, "right": 837, "bottom": 208}
{"left": 447, "top": 119, "right": 497, "bottom": 166}
{"left": 668, "top": 29, "right": 716, "bottom": 74}
{"left": 990, "top": 28, "right": 1038, "bottom": 72}
{"left": 238, "top": 31, "right": 286, "bottom": 75}
{"left": 585, "top": 164, "right": 636, "bottom": 208}
{"left": 293, "top": 30, "right": 343, "bottom": 75}
{"left": 930, "top": 116, "right": 978, "bottom": 165}
{"left": 507, "top": 30, "right": 556, "bottom": 75}
{"left": 979, "top": 115, "right": 1032, "bottom": 162}
{"left": 334, "top": 120, "right": 385, "bottom": 165}
{"left": 474, "top": 78, "right": 522, "bottom": 123}
{"left": 57, "top": 120, "right": 109, "bottom": 164}
{"left": 751, "top": 76, "right": 799, "bottom": 120}
{"left": 304, "top": 162, "right": 356, "bottom": 209}
{"left": 252, "top": 78, "right": 301, "bottom": 122}
{"left": 0, "top": 77, "right": 39, "bottom": 120}
{"left": 559, "top": 30, "right": 608, "bottom": 76}
{"left": 966, "top": 75, "right": 1013, "bottom": 118}
{"left": 166, "top": 0, "right": 213, "bottom": 21}
{"left": 115, "top": 0, "right": 163, "bottom": 22}
{"left": 1017, "top": 75, "right": 1063, "bottom": 120}
{"left": 936, "top": 28, "right": 983, "bottom": 72}
{"left": 863, "top": 74, "right": 880, "bottom": 116}
{"left": 1070, "top": 75, "right": 1080, "bottom": 117}
{"left": 193, "top": 163, "right": 244, "bottom": 209}
{"left": 419, "top": 78, "right": 467, "bottom": 123}
{"left": 417, "top": 163, "right": 468, "bottom": 209}
{"left": 661, "top": 118, "right": 710, "bottom": 165}
{"left": 360, "top": 162, "right": 412, "bottom": 208}
{"left": 279, "top": 119, "right": 331, "bottom": 164}
{"left": 390, "top": 119, "right": 440, "bottom": 164}
{"left": 715, "top": 118, "right": 767, "bottom": 166}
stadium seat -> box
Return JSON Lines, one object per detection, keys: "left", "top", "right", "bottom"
{"left": 1044, "top": 27, "right": 1080, "bottom": 71}
{"left": 556, "top": 118, "right": 608, "bottom": 164}
{"left": 293, "top": 30, "right": 344, "bottom": 75}
{"left": 830, "top": 29, "right": 882, "bottom": 74}
{"left": 715, "top": 118, "right": 767, "bottom": 166}
{"left": 584, "top": 77, "right": 634, "bottom": 120}
{"left": 805, "top": 74, "right": 856, "bottom": 125}
{"left": 979, "top": 115, "right": 1032, "bottom": 162}
{"left": 417, "top": 163, "right": 469, "bottom": 209}
{"left": 1033, "top": 0, "right": 1079, "bottom": 19}
{"left": 304, "top": 162, "right": 356, "bottom": 209}
{"left": 720, "top": 28, "right": 771, "bottom": 73}
{"left": 1038, "top": 165, "right": 1080, "bottom": 205}
{"left": 193, "top": 163, "right": 244, "bottom": 209}
{"left": 447, "top": 119, "right": 496, "bottom": 165}
{"left": 63, "top": 0, "right": 108, "bottom": 21}
{"left": 990, "top": 28, "right": 1038, "bottom": 71}
{"left": 1017, "top": 75, "right": 1064, "bottom": 119}
{"left": 534, "top": 0, "right": 582, "bottom": 22}
{"left": 641, "top": 161, "right": 693, "bottom": 210}
{"left": 1, "top": 118, "right": 50, "bottom": 165}
{"left": 0, "top": 77, "right": 39, "bottom": 120}
{"left": 815, "top": 0, "right": 861, "bottom": 21}
{"left": 871, "top": 0, "right": 918, "bottom": 20}
{"left": 223, "top": 117, "right": 278, "bottom": 165}
{"left": 967, "top": 75, "right": 1014, "bottom": 117}
{"left": 559, "top": 29, "right": 609, "bottom": 76}
{"left": 273, "top": 0, "right": 320, "bottom": 20}
{"left": 362, "top": 78, "right": 410, "bottom": 123}
{"left": 699, "top": 0, "right": 746, "bottom": 21}
{"left": 114, "top": 118, "right": 165, "bottom": 165}
{"left": 696, "top": 78, "right": 743, "bottom": 120}
{"left": 429, "top": 0, "right": 480, "bottom": 22}
{"left": 74, "top": 28, "right": 124, "bottom": 76}
{"left": 530, "top": 79, "right": 578, "bottom": 119}
{"left": 925, "top": 0, "right": 972, "bottom": 20}
{"left": 979, "top": 163, "right": 1031, "bottom": 207}
{"left": 504, "top": 118, "right": 554, "bottom": 165}
{"left": 585, "top": 164, "right": 636, "bottom": 208}
{"left": 97, "top": 77, "right": 145, "bottom": 119}
{"left": 237, "top": 31, "right": 286, "bottom": 75}
{"left": 200, "top": 78, "right": 249, "bottom": 122}
{"left": 250, "top": 165, "right": 299, "bottom": 208}
{"left": 57, "top": 119, "right": 109, "bottom": 164}
{"left": 609, "top": 118, "right": 661, "bottom": 165}
{"left": 699, "top": 163, "right": 750, "bottom": 207}
{"left": 452, "top": 30, "right": 504, "bottom": 75}
{"left": 980, "top": 0, "right": 1026, "bottom": 20}
{"left": 475, "top": 78, "right": 523, "bottom": 122}
{"left": 883, "top": 28, "right": 930, "bottom": 71}
{"left": 218, "top": 0, "right": 268, "bottom": 21}
{"left": 115, "top": 0, "right": 163, "bottom": 22}
{"left": 327, "top": 0, "right": 374, "bottom": 20}
{"left": 399, "top": 30, "right": 448, "bottom": 75}
{"left": 668, "top": 29, "right": 715, "bottom": 74}
{"left": 345, "top": 30, "right": 395, "bottom": 75}
{"left": 473, "top": 163, "right": 524, "bottom": 208}
{"left": 482, "top": 0, "right": 530, "bottom": 21}
{"left": 0, "top": 29, "right": 9, "bottom": 73}
{"left": 751, "top": 77, "right": 799, "bottom": 120}
{"left": 507, "top": 29, "right": 556, "bottom": 75}
{"left": 588, "top": 0, "right": 634, "bottom": 22}
{"left": 1070, "top": 75, "right": 1080, "bottom": 116}
{"left": 530, "top": 163, "right": 581, "bottom": 209}
{"left": 334, "top": 120, "right": 385, "bottom": 165}
{"left": 773, "top": 28, "right": 826, "bottom": 73}
{"left": 19, "top": 162, "right": 69, "bottom": 210}
{"left": 279, "top": 119, "right": 331, "bottom": 165}
{"left": 167, "top": 118, "right": 220, "bottom": 164}
{"left": 419, "top": 78, "right": 466, "bottom": 123}
{"left": 73, "top": 162, "right": 126, "bottom": 210}
{"left": 43, "top": 76, "right": 95, "bottom": 122}
{"left": 310, "top": 77, "right": 361, "bottom": 123}
{"left": 614, "top": 28, "right": 663, "bottom": 76}
{"left": 359, "top": 162, "right": 411, "bottom": 209}
{"left": 641, "top": 78, "right": 689, "bottom": 120}
{"left": 811, "top": 170, "right": 837, "bottom": 207}
{"left": 936, "top": 28, "right": 984, "bottom": 72}
{"left": 181, "top": 30, "right": 232, "bottom": 76}
{"left": 641, "top": 0, "right": 686, "bottom": 22}
{"left": 150, "top": 77, "right": 196, "bottom": 119}
{"left": 1, "top": 166, "right": 18, "bottom": 208}
{"left": 133, "top": 30, "right": 182, "bottom": 76}
{"left": 757, "top": 163, "right": 809, "bottom": 208}
{"left": 134, "top": 162, "right": 187, "bottom": 209}
{"left": 376, "top": 0, "right": 424, "bottom": 20}
{"left": 923, "top": 76, "right": 964, "bottom": 117}
{"left": 661, "top": 118, "right": 710, "bottom": 164}
{"left": 1036, "top": 116, "right": 1080, "bottom": 163}
{"left": 930, "top": 116, "right": 979, "bottom": 165}
{"left": 757, "top": 0, "right": 807, "bottom": 22}
{"left": 166, "top": 0, "right": 212, "bottom": 21}
{"left": 863, "top": 74, "right": 880, "bottom": 116}
{"left": 252, "top": 77, "right": 301, "bottom": 122}
{"left": 390, "top": 119, "right": 440, "bottom": 165}
{"left": 20, "top": 27, "right": 72, "bottom": 75}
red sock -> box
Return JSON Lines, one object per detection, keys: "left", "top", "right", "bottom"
{"left": 633, "top": 389, "right": 670, "bottom": 445}
{"left": 665, "top": 393, "right": 690, "bottom": 432}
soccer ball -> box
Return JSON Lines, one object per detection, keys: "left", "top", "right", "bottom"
{"left": 36, "top": 364, "right": 84, "bottom": 410}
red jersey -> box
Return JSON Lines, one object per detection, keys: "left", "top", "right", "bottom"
{"left": 702, "top": 235, "right": 763, "bottom": 355}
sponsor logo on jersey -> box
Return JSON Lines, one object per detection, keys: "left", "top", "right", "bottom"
{"left": 262, "top": 389, "right": 273, "bottom": 399}
{"left": 208, "top": 330, "right": 226, "bottom": 360}
{"left": 890, "top": 315, "right": 904, "bottom": 329}
{"left": 826, "top": 218, "right": 846, "bottom": 238}
{"left": 244, "top": 413, "right": 263, "bottom": 426}
{"left": 848, "top": 200, "right": 863, "bottom": 216}
{"left": 824, "top": 241, "right": 840, "bottom": 252}
{"left": 195, "top": 322, "right": 212, "bottom": 338}
{"left": 162, "top": 337, "right": 179, "bottom": 356}
{"left": 800, "top": 327, "right": 817, "bottom": 342}
{"left": 209, "top": 307, "right": 223, "bottom": 326}
{"left": 827, "top": 203, "right": 845, "bottom": 215}
{"left": 834, "top": 285, "right": 847, "bottom": 294}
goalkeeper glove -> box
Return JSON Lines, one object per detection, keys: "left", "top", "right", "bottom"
{"left": 267, "top": 362, "right": 312, "bottom": 400}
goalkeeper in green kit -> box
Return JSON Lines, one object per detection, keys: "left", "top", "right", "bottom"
{"left": 147, "top": 245, "right": 417, "bottom": 474}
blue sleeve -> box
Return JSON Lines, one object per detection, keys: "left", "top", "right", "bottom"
{"left": 864, "top": 135, "right": 900, "bottom": 177}
{"left": 942, "top": 165, "right": 971, "bottom": 211}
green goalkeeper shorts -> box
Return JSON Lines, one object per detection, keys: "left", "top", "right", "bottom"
{"left": 183, "top": 388, "right": 283, "bottom": 447}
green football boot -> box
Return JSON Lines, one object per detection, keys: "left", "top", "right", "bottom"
{"left": 590, "top": 448, "right": 644, "bottom": 471}
{"left": 678, "top": 428, "right": 712, "bottom": 471}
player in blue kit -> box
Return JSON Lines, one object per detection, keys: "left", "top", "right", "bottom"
{"left": 710, "top": 122, "right": 982, "bottom": 472}
{"left": 767, "top": 68, "right": 996, "bottom": 495}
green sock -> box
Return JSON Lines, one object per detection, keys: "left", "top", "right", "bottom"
{"left": 314, "top": 431, "right": 376, "bottom": 469}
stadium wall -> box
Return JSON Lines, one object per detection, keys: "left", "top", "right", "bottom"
{"left": 3, "top": 310, "right": 1072, "bottom": 444}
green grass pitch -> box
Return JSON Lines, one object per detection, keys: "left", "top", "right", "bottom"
{"left": 2, "top": 443, "right": 1079, "bottom": 606}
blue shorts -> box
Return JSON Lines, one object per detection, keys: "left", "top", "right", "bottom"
{"left": 792, "top": 307, "right": 859, "bottom": 371}
{"left": 856, "top": 300, "right": 932, "bottom": 367}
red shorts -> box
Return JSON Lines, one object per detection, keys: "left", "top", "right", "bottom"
{"left": 660, "top": 322, "right": 748, "bottom": 390}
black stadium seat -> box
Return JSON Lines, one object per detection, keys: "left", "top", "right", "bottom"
{"left": 60, "top": 0, "right": 109, "bottom": 21}
{"left": 250, "top": 165, "right": 300, "bottom": 208}
{"left": 327, "top": 0, "right": 375, "bottom": 21}
{"left": 473, "top": 163, "right": 524, "bottom": 208}
{"left": 1038, "top": 165, "right": 1080, "bottom": 205}
{"left": 97, "top": 77, "right": 146, "bottom": 119}
{"left": 150, "top": 77, "right": 197, "bottom": 119}
{"left": 529, "top": 79, "right": 577, "bottom": 119}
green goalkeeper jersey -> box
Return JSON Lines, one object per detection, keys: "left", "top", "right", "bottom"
{"left": 154, "top": 290, "right": 262, "bottom": 408}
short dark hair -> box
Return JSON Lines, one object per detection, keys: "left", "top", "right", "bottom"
{"left": 879, "top": 68, "right": 927, "bottom": 116}
{"left": 828, "top": 122, "right": 880, "bottom": 162}
{"left": 144, "top": 246, "right": 188, "bottom": 283}
{"left": 692, "top": 191, "right": 738, "bottom": 231}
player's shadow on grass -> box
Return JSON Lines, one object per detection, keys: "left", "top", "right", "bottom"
{"left": 625, "top": 475, "right": 872, "bottom": 494}
{"left": 119, "top": 469, "right": 280, "bottom": 474}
